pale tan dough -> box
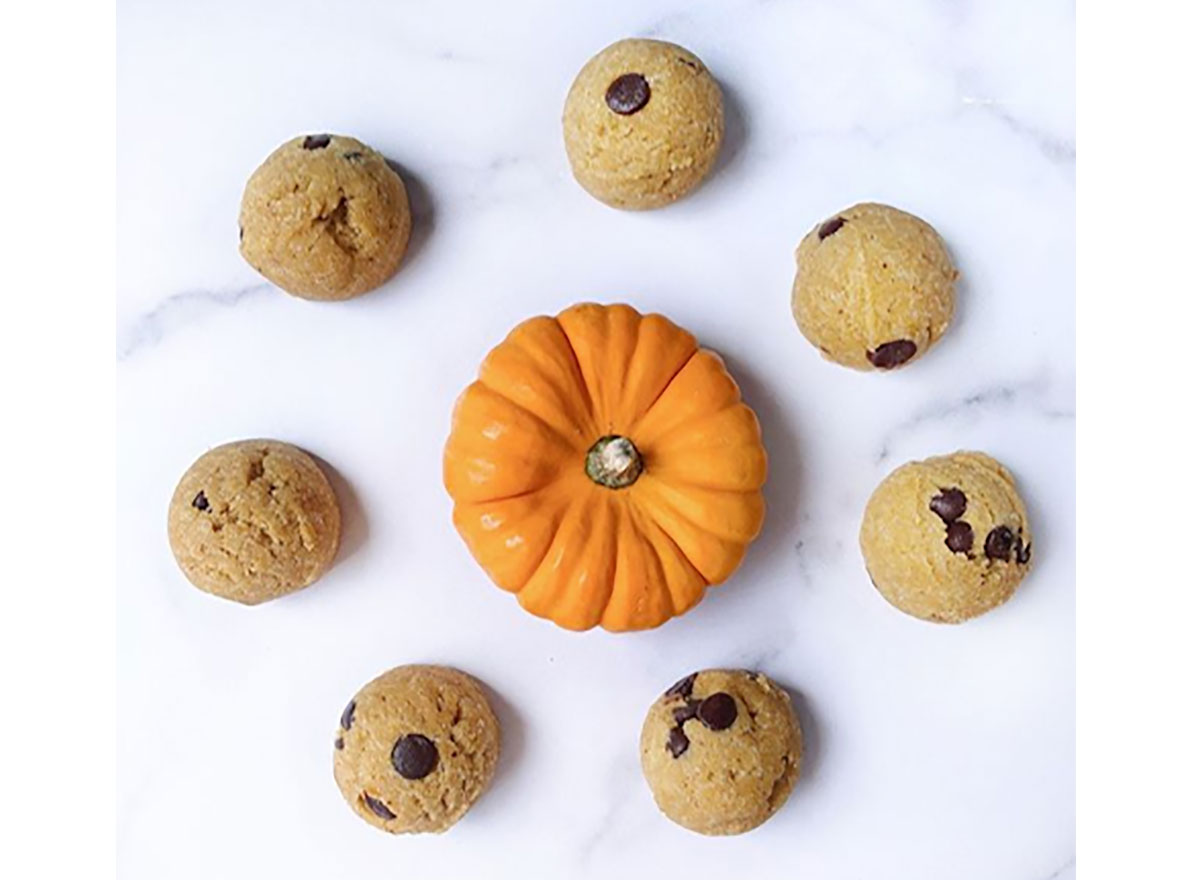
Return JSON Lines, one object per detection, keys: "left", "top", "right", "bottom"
{"left": 563, "top": 38, "right": 724, "bottom": 210}
{"left": 791, "top": 202, "right": 958, "bottom": 370}
{"left": 640, "top": 669, "right": 803, "bottom": 835}
{"left": 333, "top": 665, "right": 501, "bottom": 834}
{"left": 239, "top": 134, "right": 411, "bottom": 301}
{"left": 860, "top": 451, "right": 1033, "bottom": 623}
{"left": 167, "top": 439, "right": 340, "bottom": 604}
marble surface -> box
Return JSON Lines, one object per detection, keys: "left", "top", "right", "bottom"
{"left": 116, "top": 1, "right": 1075, "bottom": 877}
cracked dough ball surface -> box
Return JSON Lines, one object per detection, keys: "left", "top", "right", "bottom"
{"left": 860, "top": 451, "right": 1033, "bottom": 623}
{"left": 333, "top": 665, "right": 501, "bottom": 834}
{"left": 791, "top": 202, "right": 958, "bottom": 370}
{"left": 239, "top": 133, "right": 411, "bottom": 301}
{"left": 640, "top": 669, "right": 803, "bottom": 836}
{"left": 167, "top": 439, "right": 341, "bottom": 604}
{"left": 563, "top": 38, "right": 724, "bottom": 210}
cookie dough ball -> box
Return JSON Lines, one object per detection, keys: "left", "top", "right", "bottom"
{"left": 791, "top": 203, "right": 958, "bottom": 370}
{"left": 860, "top": 451, "right": 1033, "bottom": 623}
{"left": 239, "top": 134, "right": 412, "bottom": 301}
{"left": 333, "top": 665, "right": 501, "bottom": 834}
{"left": 167, "top": 440, "right": 341, "bottom": 604}
{"left": 640, "top": 669, "right": 803, "bottom": 835}
{"left": 563, "top": 39, "right": 724, "bottom": 210}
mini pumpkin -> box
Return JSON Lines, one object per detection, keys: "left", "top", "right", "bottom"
{"left": 443, "top": 303, "right": 767, "bottom": 632}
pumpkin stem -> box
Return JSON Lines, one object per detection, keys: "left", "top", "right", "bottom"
{"left": 585, "top": 435, "right": 643, "bottom": 489}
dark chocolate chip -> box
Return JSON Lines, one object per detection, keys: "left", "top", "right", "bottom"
{"left": 945, "top": 521, "right": 974, "bottom": 554}
{"left": 866, "top": 340, "right": 918, "bottom": 369}
{"left": 342, "top": 151, "right": 364, "bottom": 161}
{"left": 818, "top": 217, "right": 846, "bottom": 240}
{"left": 191, "top": 491, "right": 210, "bottom": 512}
{"left": 238, "top": 226, "right": 244, "bottom": 242}
{"left": 677, "top": 56, "right": 700, "bottom": 71}
{"left": 697, "top": 692, "right": 738, "bottom": 731}
{"left": 334, "top": 737, "right": 344, "bottom": 750}
{"left": 302, "top": 134, "right": 332, "bottom": 150}
{"left": 665, "top": 673, "right": 697, "bottom": 699}
{"left": 340, "top": 700, "right": 356, "bottom": 731}
{"left": 1015, "top": 539, "right": 1032, "bottom": 564}
{"left": 672, "top": 702, "right": 698, "bottom": 725}
{"left": 929, "top": 488, "right": 967, "bottom": 524}
{"left": 361, "top": 793, "right": 395, "bottom": 820}
{"left": 985, "top": 526, "right": 1015, "bottom": 561}
{"left": 392, "top": 734, "right": 438, "bottom": 780}
{"left": 666, "top": 726, "right": 690, "bottom": 758}
{"left": 605, "top": 73, "right": 651, "bottom": 115}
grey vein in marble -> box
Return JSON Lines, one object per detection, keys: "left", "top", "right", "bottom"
{"left": 875, "top": 373, "right": 1075, "bottom": 463}
{"left": 117, "top": 283, "right": 271, "bottom": 361}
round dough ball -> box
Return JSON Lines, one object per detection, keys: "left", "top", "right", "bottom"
{"left": 640, "top": 669, "right": 803, "bottom": 836}
{"left": 333, "top": 665, "right": 501, "bottom": 834}
{"left": 239, "top": 133, "right": 412, "bottom": 301}
{"left": 791, "top": 202, "right": 958, "bottom": 370}
{"left": 563, "top": 39, "right": 724, "bottom": 210}
{"left": 167, "top": 439, "right": 341, "bottom": 604}
{"left": 860, "top": 451, "right": 1033, "bottom": 623}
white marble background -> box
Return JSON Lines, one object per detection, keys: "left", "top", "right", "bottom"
{"left": 117, "top": 1, "right": 1075, "bottom": 877}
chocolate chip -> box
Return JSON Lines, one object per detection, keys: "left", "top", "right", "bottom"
{"left": 866, "top": 340, "right": 918, "bottom": 369}
{"left": 361, "top": 793, "right": 395, "bottom": 820}
{"left": 945, "top": 521, "right": 974, "bottom": 555}
{"left": 697, "top": 692, "right": 738, "bottom": 731}
{"left": 342, "top": 151, "right": 363, "bottom": 161}
{"left": 191, "top": 491, "right": 210, "bottom": 512}
{"left": 1015, "top": 538, "right": 1032, "bottom": 564}
{"left": 392, "top": 734, "right": 438, "bottom": 780}
{"left": 238, "top": 226, "right": 244, "bottom": 242}
{"left": 672, "top": 703, "right": 698, "bottom": 725}
{"left": 818, "top": 217, "right": 846, "bottom": 240}
{"left": 930, "top": 488, "right": 967, "bottom": 523}
{"left": 666, "top": 726, "right": 690, "bottom": 758}
{"left": 340, "top": 700, "right": 356, "bottom": 731}
{"left": 677, "top": 56, "right": 700, "bottom": 71}
{"left": 605, "top": 73, "right": 650, "bottom": 115}
{"left": 334, "top": 737, "right": 344, "bottom": 750}
{"left": 985, "top": 526, "right": 1015, "bottom": 561}
{"left": 665, "top": 673, "right": 697, "bottom": 699}
{"left": 302, "top": 134, "right": 331, "bottom": 150}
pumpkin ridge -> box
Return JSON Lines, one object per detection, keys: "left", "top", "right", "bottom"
{"left": 466, "top": 382, "right": 583, "bottom": 458}
{"left": 552, "top": 312, "right": 607, "bottom": 427}
{"left": 454, "top": 491, "right": 571, "bottom": 594}
{"left": 632, "top": 401, "right": 749, "bottom": 454}
{"left": 518, "top": 494, "right": 616, "bottom": 629}
{"left": 640, "top": 479, "right": 765, "bottom": 543}
{"left": 624, "top": 346, "right": 700, "bottom": 432}
{"left": 476, "top": 371, "right": 589, "bottom": 452}
{"left": 625, "top": 500, "right": 708, "bottom": 614}
{"left": 453, "top": 472, "right": 576, "bottom": 507}
{"left": 502, "top": 321, "right": 597, "bottom": 437}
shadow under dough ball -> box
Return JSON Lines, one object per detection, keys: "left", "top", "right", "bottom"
{"left": 791, "top": 202, "right": 958, "bottom": 370}
{"left": 859, "top": 451, "right": 1034, "bottom": 623}
{"left": 333, "top": 665, "right": 501, "bottom": 834}
{"left": 563, "top": 38, "right": 724, "bottom": 210}
{"left": 640, "top": 669, "right": 803, "bottom": 835}
{"left": 166, "top": 439, "right": 341, "bottom": 605}
{"left": 239, "top": 133, "right": 412, "bottom": 301}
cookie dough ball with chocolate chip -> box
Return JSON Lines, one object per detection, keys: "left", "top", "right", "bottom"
{"left": 791, "top": 202, "right": 958, "bottom": 370}
{"left": 563, "top": 38, "right": 724, "bottom": 210}
{"left": 640, "top": 669, "right": 803, "bottom": 836}
{"left": 860, "top": 451, "right": 1033, "bottom": 623}
{"left": 333, "top": 665, "right": 501, "bottom": 834}
{"left": 239, "top": 133, "right": 412, "bottom": 301}
{"left": 167, "top": 440, "right": 341, "bottom": 604}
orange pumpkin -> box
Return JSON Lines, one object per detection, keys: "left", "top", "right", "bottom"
{"left": 443, "top": 303, "right": 767, "bottom": 632}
